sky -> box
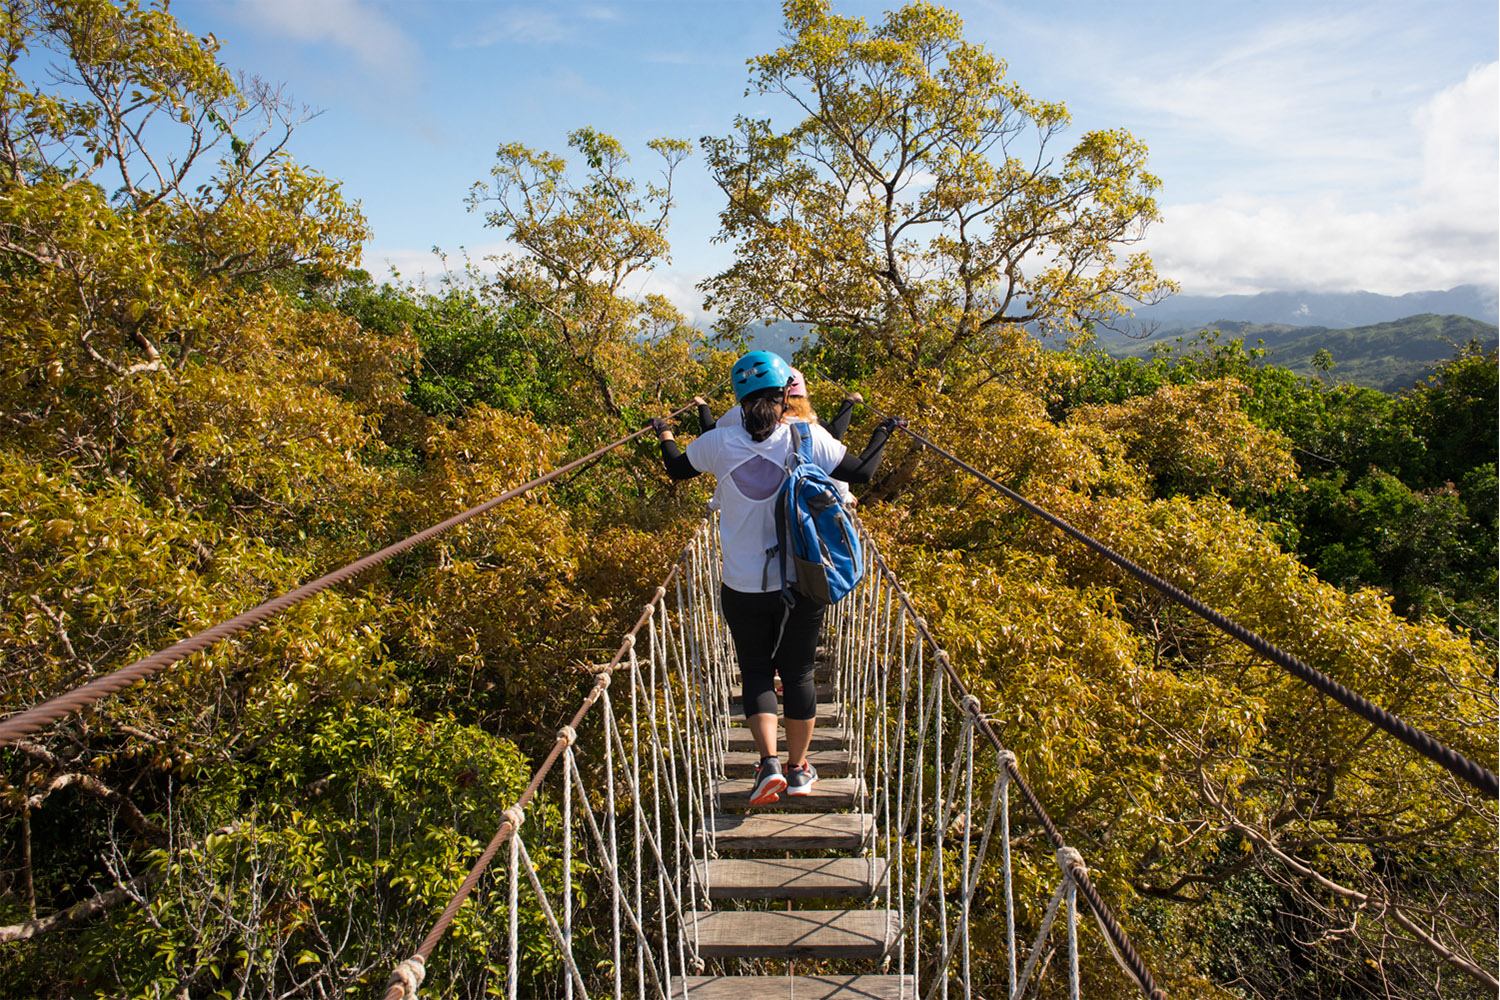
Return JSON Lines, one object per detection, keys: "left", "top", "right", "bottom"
{"left": 167, "top": 0, "right": 1499, "bottom": 324}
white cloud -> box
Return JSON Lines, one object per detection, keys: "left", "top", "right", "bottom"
{"left": 231, "top": 0, "right": 417, "bottom": 79}
{"left": 362, "top": 242, "right": 515, "bottom": 290}
{"left": 631, "top": 269, "right": 713, "bottom": 327}
{"left": 459, "top": 4, "right": 620, "bottom": 48}
{"left": 1416, "top": 62, "right": 1499, "bottom": 228}
{"left": 1140, "top": 61, "right": 1499, "bottom": 296}
{"left": 1105, "top": 11, "right": 1422, "bottom": 197}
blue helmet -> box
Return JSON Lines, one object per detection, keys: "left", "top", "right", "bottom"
{"left": 731, "top": 350, "right": 793, "bottom": 401}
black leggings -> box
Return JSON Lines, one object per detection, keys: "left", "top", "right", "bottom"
{"left": 720, "top": 585, "right": 826, "bottom": 721}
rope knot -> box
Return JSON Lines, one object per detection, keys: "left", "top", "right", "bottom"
{"left": 995, "top": 747, "right": 1018, "bottom": 772}
{"left": 502, "top": 806, "right": 525, "bottom": 833}
{"left": 623, "top": 634, "right": 636, "bottom": 648}
{"left": 1055, "top": 845, "right": 1087, "bottom": 879}
{"left": 384, "top": 955, "right": 425, "bottom": 1000}
{"left": 557, "top": 726, "right": 577, "bottom": 747}
{"left": 960, "top": 693, "right": 982, "bottom": 716}
{"left": 594, "top": 671, "right": 613, "bottom": 690}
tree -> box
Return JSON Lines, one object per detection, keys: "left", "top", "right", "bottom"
{"left": 467, "top": 127, "right": 698, "bottom": 418}
{"left": 701, "top": 0, "right": 1176, "bottom": 379}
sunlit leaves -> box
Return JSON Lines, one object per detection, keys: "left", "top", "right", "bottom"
{"left": 703, "top": 0, "right": 1177, "bottom": 369}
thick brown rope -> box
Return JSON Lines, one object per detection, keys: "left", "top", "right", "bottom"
{"left": 0, "top": 402, "right": 701, "bottom": 748}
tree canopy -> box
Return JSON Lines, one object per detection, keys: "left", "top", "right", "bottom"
{"left": 701, "top": 0, "right": 1175, "bottom": 375}
{"left": 1, "top": 2, "right": 1494, "bottom": 999}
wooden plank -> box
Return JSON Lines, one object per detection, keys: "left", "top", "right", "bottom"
{"left": 725, "top": 726, "right": 847, "bottom": 751}
{"left": 729, "top": 702, "right": 842, "bottom": 725}
{"left": 695, "top": 857, "right": 889, "bottom": 899}
{"left": 715, "top": 777, "right": 864, "bottom": 811}
{"left": 722, "top": 750, "right": 850, "bottom": 777}
{"left": 670, "top": 976, "right": 914, "bottom": 1000}
{"left": 708, "top": 812, "right": 871, "bottom": 851}
{"left": 684, "top": 909, "right": 899, "bottom": 959}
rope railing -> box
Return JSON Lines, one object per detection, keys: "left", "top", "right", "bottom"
{"left": 382, "top": 508, "right": 1163, "bottom": 999}
{"left": 803, "top": 367, "right": 1498, "bottom": 799}
{"left": 0, "top": 399, "right": 704, "bottom": 749}
{"left": 382, "top": 514, "right": 732, "bottom": 1000}
{"left": 827, "top": 520, "right": 1166, "bottom": 1000}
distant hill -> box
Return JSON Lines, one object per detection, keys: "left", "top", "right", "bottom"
{"left": 1106, "top": 313, "right": 1499, "bottom": 392}
{"left": 722, "top": 302, "right": 1500, "bottom": 394}
{"left": 735, "top": 319, "right": 815, "bottom": 358}
{"left": 1125, "top": 283, "right": 1497, "bottom": 332}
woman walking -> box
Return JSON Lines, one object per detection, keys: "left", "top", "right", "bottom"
{"left": 652, "top": 351, "right": 895, "bottom": 804}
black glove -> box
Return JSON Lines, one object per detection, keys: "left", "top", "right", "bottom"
{"left": 878, "top": 416, "right": 909, "bottom": 432}
{"left": 648, "top": 417, "right": 668, "bottom": 435}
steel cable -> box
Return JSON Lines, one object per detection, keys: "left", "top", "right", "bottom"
{"left": 805, "top": 366, "right": 1497, "bottom": 798}
{"left": 0, "top": 399, "right": 705, "bottom": 748}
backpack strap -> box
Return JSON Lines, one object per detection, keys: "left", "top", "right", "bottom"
{"left": 774, "top": 484, "right": 794, "bottom": 608}
{"left": 788, "top": 420, "right": 816, "bottom": 467}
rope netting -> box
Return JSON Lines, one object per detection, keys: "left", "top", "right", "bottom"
{"left": 801, "top": 366, "right": 1497, "bottom": 799}
{"left": 8, "top": 372, "right": 1489, "bottom": 997}
{"left": 380, "top": 512, "right": 1164, "bottom": 1000}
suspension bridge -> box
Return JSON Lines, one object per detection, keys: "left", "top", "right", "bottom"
{"left": 1, "top": 394, "right": 1494, "bottom": 1000}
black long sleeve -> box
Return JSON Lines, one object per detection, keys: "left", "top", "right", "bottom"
{"left": 820, "top": 398, "right": 857, "bottom": 442}
{"left": 830, "top": 422, "right": 894, "bottom": 484}
{"left": 697, "top": 403, "right": 716, "bottom": 433}
{"left": 659, "top": 437, "right": 702, "bottom": 480}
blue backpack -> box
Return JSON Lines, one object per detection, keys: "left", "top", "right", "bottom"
{"left": 773, "top": 421, "right": 865, "bottom": 606}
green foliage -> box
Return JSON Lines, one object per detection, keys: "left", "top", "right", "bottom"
{"left": 1104, "top": 313, "right": 1499, "bottom": 392}
{"left": 1050, "top": 336, "right": 1499, "bottom": 646}
{"left": 337, "top": 275, "right": 572, "bottom": 423}
{"left": 2, "top": 3, "right": 1493, "bottom": 999}
{"left": 0, "top": 5, "right": 710, "bottom": 997}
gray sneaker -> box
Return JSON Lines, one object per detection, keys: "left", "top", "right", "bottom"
{"left": 749, "top": 757, "right": 786, "bottom": 805}
{"left": 785, "top": 761, "right": 818, "bottom": 796}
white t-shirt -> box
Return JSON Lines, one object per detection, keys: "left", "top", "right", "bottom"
{"left": 686, "top": 421, "right": 847, "bottom": 593}
{"left": 712, "top": 403, "right": 856, "bottom": 506}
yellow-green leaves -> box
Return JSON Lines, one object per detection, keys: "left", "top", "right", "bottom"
{"left": 705, "top": 0, "right": 1175, "bottom": 367}
{"left": 468, "top": 129, "right": 696, "bottom": 418}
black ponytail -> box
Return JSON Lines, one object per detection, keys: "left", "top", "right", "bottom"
{"left": 741, "top": 386, "right": 786, "bottom": 442}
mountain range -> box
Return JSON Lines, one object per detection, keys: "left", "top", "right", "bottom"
{"left": 734, "top": 285, "right": 1500, "bottom": 392}
{"left": 1103, "top": 313, "right": 1498, "bottom": 393}
{"left": 1124, "top": 283, "right": 1497, "bottom": 331}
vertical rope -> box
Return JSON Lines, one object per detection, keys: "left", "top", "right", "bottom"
{"left": 961, "top": 714, "right": 975, "bottom": 1000}
{"left": 602, "top": 693, "right": 622, "bottom": 1000}
{"left": 648, "top": 604, "right": 672, "bottom": 986}
{"left": 1068, "top": 873, "right": 1080, "bottom": 1000}
{"left": 562, "top": 746, "right": 575, "bottom": 1000}
{"left": 934, "top": 674, "right": 950, "bottom": 1000}
{"left": 508, "top": 828, "right": 519, "bottom": 1000}
{"left": 628, "top": 642, "right": 645, "bottom": 1000}
{"left": 997, "top": 752, "right": 1017, "bottom": 998}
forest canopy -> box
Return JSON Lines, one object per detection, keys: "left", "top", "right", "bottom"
{"left": 1, "top": 2, "right": 1494, "bottom": 999}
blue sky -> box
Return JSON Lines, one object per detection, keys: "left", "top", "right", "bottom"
{"left": 170, "top": 0, "right": 1498, "bottom": 322}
